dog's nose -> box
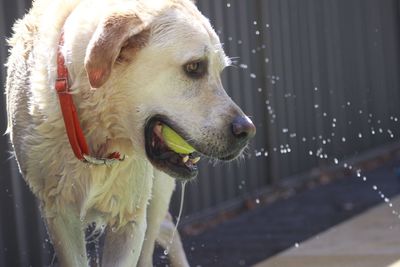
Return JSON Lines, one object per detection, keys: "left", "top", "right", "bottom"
{"left": 231, "top": 115, "right": 256, "bottom": 140}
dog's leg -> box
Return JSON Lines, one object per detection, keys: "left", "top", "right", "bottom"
{"left": 101, "top": 216, "right": 147, "bottom": 267}
{"left": 138, "top": 170, "right": 174, "bottom": 267}
{"left": 156, "top": 213, "right": 190, "bottom": 267}
{"left": 45, "top": 208, "right": 88, "bottom": 267}
{"left": 138, "top": 171, "right": 189, "bottom": 267}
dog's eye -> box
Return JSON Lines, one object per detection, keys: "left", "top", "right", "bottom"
{"left": 184, "top": 61, "right": 207, "bottom": 78}
{"left": 186, "top": 62, "right": 199, "bottom": 72}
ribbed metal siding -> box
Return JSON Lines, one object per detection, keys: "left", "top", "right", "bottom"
{"left": 179, "top": 0, "right": 400, "bottom": 214}
{"left": 1, "top": 0, "right": 400, "bottom": 266}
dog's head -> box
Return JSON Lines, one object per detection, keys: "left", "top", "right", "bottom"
{"left": 78, "top": 0, "right": 255, "bottom": 179}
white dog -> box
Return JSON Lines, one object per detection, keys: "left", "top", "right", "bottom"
{"left": 6, "top": 0, "right": 256, "bottom": 266}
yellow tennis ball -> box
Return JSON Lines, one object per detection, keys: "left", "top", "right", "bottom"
{"left": 162, "top": 125, "right": 196, "bottom": 154}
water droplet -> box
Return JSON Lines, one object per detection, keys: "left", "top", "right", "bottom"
{"left": 294, "top": 243, "right": 299, "bottom": 248}
{"left": 226, "top": 2, "right": 231, "bottom": 7}
{"left": 250, "top": 73, "right": 256, "bottom": 79}
{"left": 372, "top": 185, "right": 378, "bottom": 190}
{"left": 334, "top": 158, "right": 339, "bottom": 164}
{"left": 387, "top": 129, "right": 394, "bottom": 138}
{"left": 282, "top": 128, "right": 289, "bottom": 133}
{"left": 255, "top": 198, "right": 260, "bottom": 204}
{"left": 163, "top": 250, "right": 169, "bottom": 255}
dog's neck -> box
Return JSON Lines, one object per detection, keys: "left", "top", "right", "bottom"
{"left": 55, "top": 31, "right": 125, "bottom": 165}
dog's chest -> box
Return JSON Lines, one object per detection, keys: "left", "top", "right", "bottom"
{"left": 81, "top": 159, "right": 154, "bottom": 226}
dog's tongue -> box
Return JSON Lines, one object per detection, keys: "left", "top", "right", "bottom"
{"left": 161, "top": 125, "right": 196, "bottom": 154}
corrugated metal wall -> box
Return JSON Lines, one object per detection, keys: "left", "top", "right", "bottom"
{"left": 180, "top": 0, "right": 400, "bottom": 214}
{"left": 1, "top": 0, "right": 400, "bottom": 266}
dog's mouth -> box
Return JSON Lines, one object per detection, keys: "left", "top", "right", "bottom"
{"left": 145, "top": 116, "right": 202, "bottom": 180}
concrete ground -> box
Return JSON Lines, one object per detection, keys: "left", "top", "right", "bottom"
{"left": 254, "top": 196, "right": 400, "bottom": 267}
{"left": 155, "top": 158, "right": 400, "bottom": 267}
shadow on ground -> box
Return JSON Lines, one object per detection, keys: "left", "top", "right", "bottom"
{"left": 155, "top": 159, "right": 400, "bottom": 267}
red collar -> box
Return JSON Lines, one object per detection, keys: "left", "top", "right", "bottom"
{"left": 55, "top": 32, "right": 124, "bottom": 165}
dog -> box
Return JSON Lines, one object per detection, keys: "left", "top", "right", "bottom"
{"left": 5, "top": 0, "right": 256, "bottom": 266}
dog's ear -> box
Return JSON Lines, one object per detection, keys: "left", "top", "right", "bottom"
{"left": 84, "top": 13, "right": 150, "bottom": 89}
